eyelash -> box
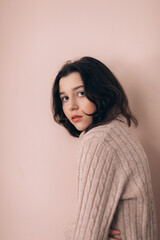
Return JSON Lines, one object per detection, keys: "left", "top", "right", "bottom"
{"left": 77, "top": 91, "right": 85, "bottom": 97}
{"left": 61, "top": 91, "right": 85, "bottom": 102}
{"left": 61, "top": 96, "right": 68, "bottom": 102}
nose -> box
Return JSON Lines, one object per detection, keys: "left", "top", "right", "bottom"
{"left": 68, "top": 97, "right": 78, "bottom": 111}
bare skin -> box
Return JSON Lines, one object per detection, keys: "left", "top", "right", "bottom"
{"left": 108, "top": 229, "right": 121, "bottom": 240}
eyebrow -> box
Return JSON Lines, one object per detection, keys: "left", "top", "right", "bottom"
{"left": 59, "top": 85, "right": 84, "bottom": 96}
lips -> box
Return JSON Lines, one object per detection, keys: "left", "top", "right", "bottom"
{"left": 71, "top": 115, "right": 82, "bottom": 122}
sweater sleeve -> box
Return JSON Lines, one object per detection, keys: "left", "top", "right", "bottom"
{"left": 70, "top": 137, "right": 127, "bottom": 240}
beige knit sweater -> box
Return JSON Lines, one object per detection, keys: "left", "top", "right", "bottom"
{"left": 64, "top": 117, "right": 158, "bottom": 240}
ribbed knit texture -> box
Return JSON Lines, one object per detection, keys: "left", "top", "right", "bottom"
{"left": 64, "top": 117, "right": 158, "bottom": 240}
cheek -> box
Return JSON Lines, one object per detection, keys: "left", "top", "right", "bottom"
{"left": 62, "top": 105, "right": 68, "bottom": 117}
{"left": 82, "top": 100, "right": 96, "bottom": 113}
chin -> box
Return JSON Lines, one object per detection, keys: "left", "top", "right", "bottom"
{"left": 74, "top": 123, "right": 90, "bottom": 132}
{"left": 74, "top": 126, "right": 85, "bottom": 131}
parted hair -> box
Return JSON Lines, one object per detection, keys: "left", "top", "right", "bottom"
{"left": 51, "top": 56, "right": 138, "bottom": 137}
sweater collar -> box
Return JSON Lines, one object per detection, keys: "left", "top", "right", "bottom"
{"left": 78, "top": 114, "right": 127, "bottom": 140}
{"left": 79, "top": 130, "right": 86, "bottom": 139}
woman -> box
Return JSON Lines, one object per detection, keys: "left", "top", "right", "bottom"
{"left": 51, "top": 56, "right": 158, "bottom": 240}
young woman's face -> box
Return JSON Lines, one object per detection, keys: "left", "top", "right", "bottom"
{"left": 59, "top": 72, "right": 96, "bottom": 131}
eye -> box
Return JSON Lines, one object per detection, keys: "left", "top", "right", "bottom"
{"left": 77, "top": 91, "right": 85, "bottom": 97}
{"left": 61, "top": 96, "right": 69, "bottom": 102}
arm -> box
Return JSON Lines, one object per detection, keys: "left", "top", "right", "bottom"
{"left": 71, "top": 138, "right": 126, "bottom": 240}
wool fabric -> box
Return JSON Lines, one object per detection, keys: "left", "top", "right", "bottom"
{"left": 64, "top": 117, "right": 158, "bottom": 240}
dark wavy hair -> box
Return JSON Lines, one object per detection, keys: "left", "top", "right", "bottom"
{"left": 51, "top": 56, "right": 138, "bottom": 137}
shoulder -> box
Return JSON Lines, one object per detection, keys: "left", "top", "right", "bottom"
{"left": 77, "top": 120, "right": 128, "bottom": 181}
{"left": 78, "top": 118, "right": 144, "bottom": 159}
{"left": 79, "top": 118, "right": 130, "bottom": 147}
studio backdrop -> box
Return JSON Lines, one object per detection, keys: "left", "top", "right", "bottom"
{"left": 1, "top": 0, "right": 160, "bottom": 239}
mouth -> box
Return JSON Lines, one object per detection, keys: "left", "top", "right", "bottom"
{"left": 71, "top": 115, "right": 82, "bottom": 122}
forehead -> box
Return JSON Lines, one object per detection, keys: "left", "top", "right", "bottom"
{"left": 59, "top": 72, "right": 83, "bottom": 92}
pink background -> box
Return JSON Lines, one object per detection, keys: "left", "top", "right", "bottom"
{"left": 1, "top": 0, "right": 160, "bottom": 239}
